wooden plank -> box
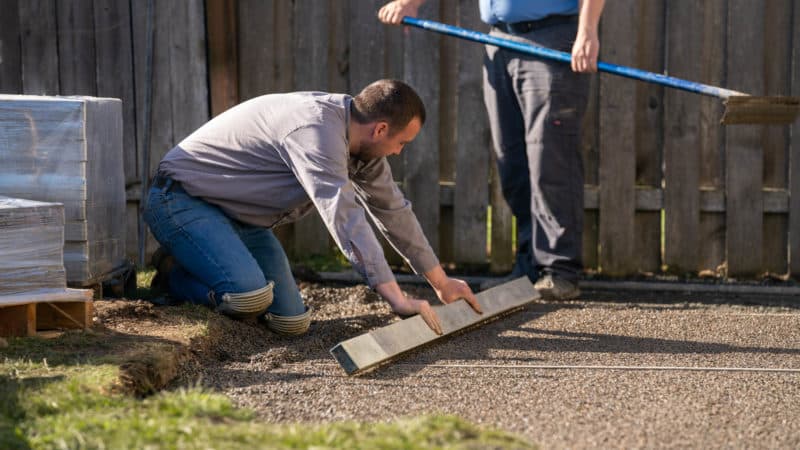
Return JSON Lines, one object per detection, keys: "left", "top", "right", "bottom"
{"left": 94, "top": 0, "right": 137, "bottom": 185}
{"left": 0, "top": 0, "right": 22, "bottom": 93}
{"left": 36, "top": 301, "right": 93, "bottom": 331}
{"left": 598, "top": 0, "right": 636, "bottom": 275}
{"left": 633, "top": 0, "right": 664, "bottom": 274}
{"left": 328, "top": 1, "right": 349, "bottom": 94}
{"left": 271, "top": 0, "right": 296, "bottom": 251}
{"left": 437, "top": 3, "right": 458, "bottom": 265}
{"left": 489, "top": 154, "right": 513, "bottom": 273}
{"left": 725, "top": 0, "right": 764, "bottom": 277}
{"left": 762, "top": 0, "right": 792, "bottom": 275}
{"left": 237, "top": 0, "right": 274, "bottom": 99}
{"left": 206, "top": 0, "right": 239, "bottom": 116}
{"left": 19, "top": 0, "right": 59, "bottom": 94}
{"left": 330, "top": 276, "right": 538, "bottom": 375}
{"left": 403, "top": 0, "right": 440, "bottom": 254}
{"left": 292, "top": 0, "right": 331, "bottom": 258}
{"left": 581, "top": 72, "right": 600, "bottom": 271}
{"left": 349, "top": 0, "right": 385, "bottom": 94}
{"left": 169, "top": 0, "right": 209, "bottom": 143}
{"left": 453, "top": 2, "right": 489, "bottom": 265}
{"left": 0, "top": 304, "right": 35, "bottom": 337}
{"left": 663, "top": 2, "right": 702, "bottom": 273}
{"left": 699, "top": 0, "right": 727, "bottom": 274}
{"left": 132, "top": 0, "right": 174, "bottom": 178}
{"left": 57, "top": 0, "right": 96, "bottom": 95}
{"left": 791, "top": 0, "right": 800, "bottom": 276}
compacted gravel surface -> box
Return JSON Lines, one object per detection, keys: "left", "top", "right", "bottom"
{"left": 199, "top": 282, "right": 800, "bottom": 449}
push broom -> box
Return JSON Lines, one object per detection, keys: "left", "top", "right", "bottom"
{"left": 402, "top": 17, "right": 799, "bottom": 125}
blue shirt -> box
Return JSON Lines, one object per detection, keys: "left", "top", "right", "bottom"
{"left": 479, "top": 0, "right": 579, "bottom": 24}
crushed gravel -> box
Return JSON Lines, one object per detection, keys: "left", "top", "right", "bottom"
{"left": 189, "top": 282, "right": 800, "bottom": 449}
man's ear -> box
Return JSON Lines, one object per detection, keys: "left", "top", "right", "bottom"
{"left": 373, "top": 121, "right": 390, "bottom": 139}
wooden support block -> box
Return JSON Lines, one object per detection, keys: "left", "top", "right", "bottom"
{"left": 37, "top": 301, "right": 93, "bottom": 331}
{"left": 0, "top": 288, "right": 93, "bottom": 337}
{"left": 0, "top": 304, "right": 36, "bottom": 337}
{"left": 330, "top": 277, "right": 539, "bottom": 375}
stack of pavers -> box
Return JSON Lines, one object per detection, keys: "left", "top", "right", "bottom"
{"left": 0, "top": 196, "right": 93, "bottom": 337}
{"left": 0, "top": 197, "right": 66, "bottom": 296}
{"left": 0, "top": 95, "right": 126, "bottom": 286}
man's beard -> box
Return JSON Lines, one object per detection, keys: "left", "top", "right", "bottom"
{"left": 356, "top": 142, "right": 383, "bottom": 161}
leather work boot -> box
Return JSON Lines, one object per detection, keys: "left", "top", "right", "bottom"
{"left": 150, "top": 246, "right": 175, "bottom": 295}
{"left": 534, "top": 273, "right": 580, "bottom": 300}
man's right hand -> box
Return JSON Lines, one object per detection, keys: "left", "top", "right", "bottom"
{"left": 376, "top": 280, "right": 442, "bottom": 334}
{"left": 378, "top": 0, "right": 423, "bottom": 25}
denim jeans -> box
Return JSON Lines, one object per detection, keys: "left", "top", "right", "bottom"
{"left": 483, "top": 21, "right": 588, "bottom": 283}
{"left": 143, "top": 178, "right": 305, "bottom": 316}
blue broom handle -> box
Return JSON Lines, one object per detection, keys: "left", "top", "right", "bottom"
{"left": 402, "top": 16, "right": 745, "bottom": 99}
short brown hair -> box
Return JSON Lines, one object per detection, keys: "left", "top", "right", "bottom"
{"left": 352, "top": 79, "right": 426, "bottom": 133}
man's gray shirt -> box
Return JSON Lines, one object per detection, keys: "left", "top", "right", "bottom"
{"left": 159, "top": 92, "right": 439, "bottom": 288}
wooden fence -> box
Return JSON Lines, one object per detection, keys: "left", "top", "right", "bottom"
{"left": 1, "top": 0, "right": 798, "bottom": 279}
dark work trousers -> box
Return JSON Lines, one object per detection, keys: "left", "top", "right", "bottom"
{"left": 483, "top": 21, "right": 589, "bottom": 283}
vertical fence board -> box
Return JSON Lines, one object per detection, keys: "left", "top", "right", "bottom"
{"left": 237, "top": 0, "right": 273, "bottom": 99}
{"left": 293, "top": 0, "right": 331, "bottom": 258}
{"left": 403, "top": 0, "right": 440, "bottom": 254}
{"left": 791, "top": 0, "right": 800, "bottom": 277}
{"left": 328, "top": 0, "right": 349, "bottom": 94}
{"left": 19, "top": 0, "right": 59, "bottom": 94}
{"left": 169, "top": 0, "right": 209, "bottom": 143}
{"left": 95, "top": 0, "right": 137, "bottom": 184}
{"left": 489, "top": 153, "right": 513, "bottom": 273}
{"left": 437, "top": 2, "right": 458, "bottom": 264}
{"left": 725, "top": 0, "right": 764, "bottom": 277}
{"left": 57, "top": 0, "right": 96, "bottom": 95}
{"left": 664, "top": 2, "right": 702, "bottom": 273}
{"left": 131, "top": 0, "right": 175, "bottom": 258}
{"left": 762, "top": 0, "right": 792, "bottom": 275}
{"left": 633, "top": 0, "right": 664, "bottom": 274}
{"left": 581, "top": 73, "right": 600, "bottom": 271}
{"left": 206, "top": 0, "right": 238, "bottom": 117}
{"left": 598, "top": 0, "right": 636, "bottom": 275}
{"left": 453, "top": 2, "right": 488, "bottom": 265}
{"left": 699, "top": 0, "right": 727, "bottom": 274}
{"left": 0, "top": 0, "right": 22, "bottom": 93}
{"left": 271, "top": 1, "right": 296, "bottom": 250}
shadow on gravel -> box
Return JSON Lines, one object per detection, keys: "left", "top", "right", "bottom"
{"left": 580, "top": 289, "right": 800, "bottom": 309}
{"left": 506, "top": 327, "right": 800, "bottom": 356}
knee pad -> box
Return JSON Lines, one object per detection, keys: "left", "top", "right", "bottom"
{"left": 216, "top": 282, "right": 274, "bottom": 320}
{"left": 266, "top": 305, "right": 312, "bottom": 336}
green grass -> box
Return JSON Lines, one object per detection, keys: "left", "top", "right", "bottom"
{"left": 0, "top": 353, "right": 534, "bottom": 449}
{"left": 0, "top": 274, "right": 536, "bottom": 449}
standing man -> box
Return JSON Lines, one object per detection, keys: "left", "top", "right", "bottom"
{"left": 144, "top": 79, "right": 481, "bottom": 335}
{"left": 379, "top": 0, "right": 605, "bottom": 299}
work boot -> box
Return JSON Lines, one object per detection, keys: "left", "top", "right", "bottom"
{"left": 150, "top": 246, "right": 175, "bottom": 295}
{"left": 534, "top": 274, "right": 580, "bottom": 300}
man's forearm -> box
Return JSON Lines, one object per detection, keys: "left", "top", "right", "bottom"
{"left": 578, "top": 0, "right": 605, "bottom": 32}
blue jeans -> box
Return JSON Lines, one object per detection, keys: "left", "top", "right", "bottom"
{"left": 143, "top": 177, "right": 305, "bottom": 316}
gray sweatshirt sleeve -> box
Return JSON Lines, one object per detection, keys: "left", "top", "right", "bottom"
{"left": 280, "top": 124, "right": 396, "bottom": 288}
{"left": 350, "top": 158, "right": 440, "bottom": 276}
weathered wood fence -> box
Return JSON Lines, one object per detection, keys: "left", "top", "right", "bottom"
{"left": 1, "top": 0, "right": 798, "bottom": 279}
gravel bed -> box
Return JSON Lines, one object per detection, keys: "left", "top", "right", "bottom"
{"left": 198, "top": 282, "right": 800, "bottom": 449}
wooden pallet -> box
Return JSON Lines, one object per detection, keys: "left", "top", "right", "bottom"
{"left": 0, "top": 289, "right": 94, "bottom": 337}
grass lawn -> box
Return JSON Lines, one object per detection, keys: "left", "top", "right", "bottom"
{"left": 0, "top": 271, "right": 535, "bottom": 449}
